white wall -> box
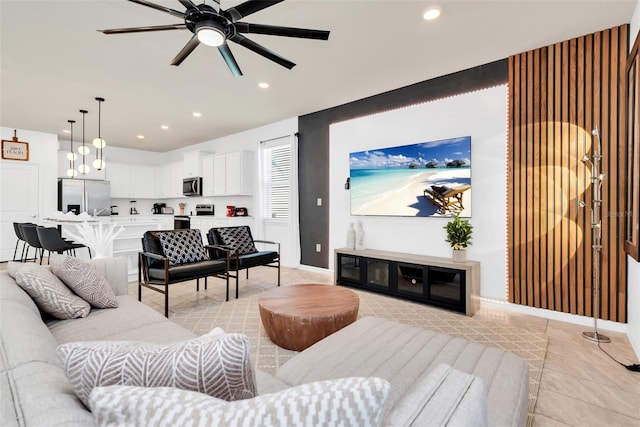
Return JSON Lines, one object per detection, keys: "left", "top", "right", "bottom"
{"left": 329, "top": 85, "right": 508, "bottom": 300}
{"left": 626, "top": 0, "right": 640, "bottom": 360}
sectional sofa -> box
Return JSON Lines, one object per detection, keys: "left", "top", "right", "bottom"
{"left": 1, "top": 256, "right": 529, "bottom": 426}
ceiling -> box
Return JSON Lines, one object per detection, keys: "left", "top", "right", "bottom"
{"left": 1, "top": 0, "right": 637, "bottom": 152}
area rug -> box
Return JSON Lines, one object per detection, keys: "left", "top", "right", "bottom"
{"left": 132, "top": 267, "right": 547, "bottom": 425}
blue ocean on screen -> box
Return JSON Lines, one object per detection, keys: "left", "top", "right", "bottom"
{"left": 349, "top": 136, "right": 472, "bottom": 216}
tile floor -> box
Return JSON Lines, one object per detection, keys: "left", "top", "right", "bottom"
{"left": 473, "top": 305, "right": 640, "bottom": 426}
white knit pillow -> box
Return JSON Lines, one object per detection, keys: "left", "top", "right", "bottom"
{"left": 49, "top": 254, "right": 118, "bottom": 308}
{"left": 57, "top": 328, "right": 256, "bottom": 407}
{"left": 14, "top": 264, "right": 91, "bottom": 319}
{"left": 89, "top": 377, "right": 391, "bottom": 427}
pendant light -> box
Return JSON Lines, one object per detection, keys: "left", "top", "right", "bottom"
{"left": 92, "top": 97, "right": 106, "bottom": 170}
{"left": 78, "top": 109, "right": 90, "bottom": 174}
{"left": 66, "top": 120, "right": 77, "bottom": 178}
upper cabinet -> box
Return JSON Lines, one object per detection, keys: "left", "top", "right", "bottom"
{"left": 107, "top": 162, "right": 155, "bottom": 199}
{"left": 183, "top": 151, "right": 202, "bottom": 178}
{"left": 203, "top": 150, "right": 254, "bottom": 196}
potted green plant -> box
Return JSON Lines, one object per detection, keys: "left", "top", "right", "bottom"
{"left": 444, "top": 213, "right": 473, "bottom": 262}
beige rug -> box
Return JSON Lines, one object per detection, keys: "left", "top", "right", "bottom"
{"left": 132, "top": 266, "right": 547, "bottom": 425}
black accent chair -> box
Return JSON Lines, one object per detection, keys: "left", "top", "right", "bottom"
{"left": 207, "top": 226, "right": 280, "bottom": 292}
{"left": 36, "top": 226, "right": 91, "bottom": 262}
{"left": 138, "top": 229, "right": 230, "bottom": 318}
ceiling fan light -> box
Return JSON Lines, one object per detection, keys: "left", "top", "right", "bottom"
{"left": 93, "top": 137, "right": 106, "bottom": 148}
{"left": 196, "top": 22, "right": 225, "bottom": 47}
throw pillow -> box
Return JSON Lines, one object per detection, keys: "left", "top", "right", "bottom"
{"left": 49, "top": 254, "right": 118, "bottom": 309}
{"left": 89, "top": 377, "right": 391, "bottom": 427}
{"left": 215, "top": 227, "right": 257, "bottom": 255}
{"left": 156, "top": 230, "right": 209, "bottom": 266}
{"left": 14, "top": 264, "right": 91, "bottom": 319}
{"left": 57, "top": 328, "right": 256, "bottom": 407}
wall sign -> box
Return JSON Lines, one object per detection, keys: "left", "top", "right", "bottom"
{"left": 1, "top": 130, "right": 29, "bottom": 161}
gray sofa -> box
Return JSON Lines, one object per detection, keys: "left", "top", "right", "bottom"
{"left": 1, "top": 257, "right": 529, "bottom": 426}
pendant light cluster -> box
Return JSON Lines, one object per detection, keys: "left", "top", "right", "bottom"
{"left": 65, "top": 97, "right": 107, "bottom": 178}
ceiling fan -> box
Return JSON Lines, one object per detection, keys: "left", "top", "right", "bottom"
{"left": 99, "top": 0, "right": 330, "bottom": 76}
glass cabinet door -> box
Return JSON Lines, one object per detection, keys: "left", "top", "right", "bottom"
{"left": 366, "top": 258, "right": 390, "bottom": 288}
{"left": 338, "top": 254, "right": 363, "bottom": 284}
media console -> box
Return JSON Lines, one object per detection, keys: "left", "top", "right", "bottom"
{"left": 334, "top": 248, "right": 480, "bottom": 316}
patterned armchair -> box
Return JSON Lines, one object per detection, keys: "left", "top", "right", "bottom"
{"left": 206, "top": 226, "right": 280, "bottom": 293}
{"left": 138, "top": 229, "right": 230, "bottom": 317}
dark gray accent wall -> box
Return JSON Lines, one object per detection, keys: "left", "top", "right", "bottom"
{"left": 298, "top": 59, "right": 508, "bottom": 268}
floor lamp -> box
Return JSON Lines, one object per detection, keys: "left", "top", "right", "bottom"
{"left": 580, "top": 127, "right": 610, "bottom": 343}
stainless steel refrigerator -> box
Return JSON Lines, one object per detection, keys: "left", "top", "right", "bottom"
{"left": 58, "top": 179, "right": 111, "bottom": 216}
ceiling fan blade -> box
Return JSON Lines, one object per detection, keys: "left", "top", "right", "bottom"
{"left": 235, "top": 23, "right": 330, "bottom": 40}
{"left": 100, "top": 24, "right": 187, "bottom": 35}
{"left": 171, "top": 35, "right": 200, "bottom": 66}
{"left": 177, "top": 0, "right": 198, "bottom": 10}
{"left": 230, "top": 34, "right": 295, "bottom": 69}
{"left": 218, "top": 43, "right": 243, "bottom": 77}
{"left": 224, "top": 0, "right": 284, "bottom": 22}
{"left": 127, "top": 0, "right": 186, "bottom": 19}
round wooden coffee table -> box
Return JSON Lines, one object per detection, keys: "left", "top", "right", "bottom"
{"left": 258, "top": 284, "right": 359, "bottom": 351}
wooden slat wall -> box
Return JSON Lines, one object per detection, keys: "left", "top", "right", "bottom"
{"left": 507, "top": 25, "right": 628, "bottom": 322}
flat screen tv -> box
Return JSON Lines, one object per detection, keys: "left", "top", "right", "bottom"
{"left": 349, "top": 136, "right": 471, "bottom": 217}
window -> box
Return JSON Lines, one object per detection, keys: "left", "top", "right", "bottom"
{"left": 263, "top": 143, "right": 291, "bottom": 220}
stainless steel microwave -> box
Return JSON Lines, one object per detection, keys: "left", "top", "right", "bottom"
{"left": 183, "top": 177, "right": 202, "bottom": 196}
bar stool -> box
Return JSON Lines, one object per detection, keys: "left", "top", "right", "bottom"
{"left": 20, "top": 224, "right": 45, "bottom": 264}
{"left": 36, "top": 226, "right": 91, "bottom": 263}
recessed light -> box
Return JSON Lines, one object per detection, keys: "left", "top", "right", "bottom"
{"left": 192, "top": 112, "right": 202, "bottom": 118}
{"left": 63, "top": 129, "right": 71, "bottom": 134}
{"left": 258, "top": 82, "right": 270, "bottom": 89}
{"left": 161, "top": 125, "right": 169, "bottom": 130}
{"left": 137, "top": 135, "right": 145, "bottom": 140}
{"left": 423, "top": 6, "right": 441, "bottom": 20}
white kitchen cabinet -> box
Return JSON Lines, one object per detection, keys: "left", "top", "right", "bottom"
{"left": 107, "top": 162, "right": 155, "bottom": 199}
{"left": 191, "top": 216, "right": 256, "bottom": 244}
{"left": 183, "top": 151, "right": 202, "bottom": 178}
{"left": 210, "top": 151, "right": 254, "bottom": 196}
{"left": 201, "top": 154, "right": 215, "bottom": 196}
{"left": 171, "top": 161, "right": 185, "bottom": 197}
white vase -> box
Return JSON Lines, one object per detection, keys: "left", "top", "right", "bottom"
{"left": 355, "top": 222, "right": 366, "bottom": 250}
{"left": 452, "top": 249, "right": 466, "bottom": 262}
{"left": 346, "top": 223, "right": 356, "bottom": 249}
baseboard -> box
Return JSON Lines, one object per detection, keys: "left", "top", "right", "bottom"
{"left": 480, "top": 298, "right": 628, "bottom": 333}
{"left": 297, "top": 264, "right": 334, "bottom": 276}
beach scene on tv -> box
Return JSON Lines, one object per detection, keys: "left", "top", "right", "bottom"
{"left": 349, "top": 136, "right": 472, "bottom": 217}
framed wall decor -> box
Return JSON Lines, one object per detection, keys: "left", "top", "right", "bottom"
{"left": 1, "top": 130, "right": 29, "bottom": 161}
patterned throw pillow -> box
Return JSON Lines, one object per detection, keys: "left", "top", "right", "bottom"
{"left": 215, "top": 227, "right": 257, "bottom": 255}
{"left": 157, "top": 230, "right": 209, "bottom": 266}
{"left": 49, "top": 254, "right": 118, "bottom": 309}
{"left": 14, "top": 264, "right": 91, "bottom": 319}
{"left": 57, "top": 328, "right": 256, "bottom": 407}
{"left": 89, "top": 377, "right": 391, "bottom": 427}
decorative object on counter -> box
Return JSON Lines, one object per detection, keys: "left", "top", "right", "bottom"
{"left": 78, "top": 109, "right": 90, "bottom": 175}
{"left": 92, "top": 97, "right": 106, "bottom": 171}
{"left": 355, "top": 222, "right": 366, "bottom": 250}
{"left": 226, "top": 205, "right": 236, "bottom": 217}
{"left": 444, "top": 213, "right": 472, "bottom": 262}
{"left": 1, "top": 129, "right": 29, "bottom": 161}
{"left": 66, "top": 120, "right": 78, "bottom": 177}
{"left": 64, "top": 222, "right": 125, "bottom": 259}
{"left": 347, "top": 223, "right": 356, "bottom": 249}
{"left": 179, "top": 202, "right": 187, "bottom": 215}
{"left": 129, "top": 201, "right": 138, "bottom": 215}
{"left": 234, "top": 207, "right": 248, "bottom": 216}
